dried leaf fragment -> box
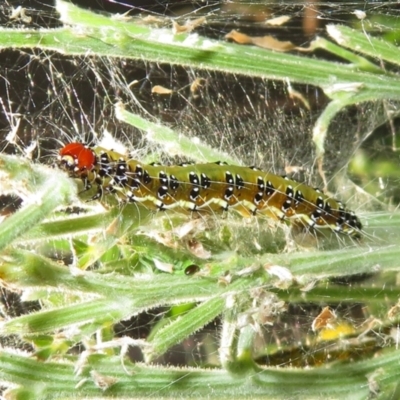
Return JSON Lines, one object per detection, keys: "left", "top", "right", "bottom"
{"left": 172, "top": 16, "right": 206, "bottom": 34}
{"left": 249, "top": 36, "right": 296, "bottom": 52}
{"left": 172, "top": 219, "right": 206, "bottom": 239}
{"left": 142, "top": 15, "right": 164, "bottom": 24}
{"left": 154, "top": 259, "right": 174, "bottom": 274}
{"left": 151, "top": 85, "right": 173, "bottom": 95}
{"left": 111, "top": 11, "right": 132, "bottom": 22}
{"left": 264, "top": 264, "right": 293, "bottom": 288}
{"left": 225, "top": 30, "right": 310, "bottom": 52}
{"left": 186, "top": 238, "right": 211, "bottom": 259}
{"left": 225, "top": 30, "right": 254, "bottom": 45}
{"left": 388, "top": 303, "right": 400, "bottom": 319}
{"left": 312, "top": 306, "right": 336, "bottom": 332}
{"left": 287, "top": 87, "right": 310, "bottom": 110}
{"left": 90, "top": 370, "right": 118, "bottom": 391}
{"left": 10, "top": 6, "right": 32, "bottom": 23}
{"left": 265, "top": 15, "right": 290, "bottom": 26}
{"left": 225, "top": 30, "right": 294, "bottom": 51}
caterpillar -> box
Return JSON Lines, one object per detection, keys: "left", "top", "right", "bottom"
{"left": 59, "top": 142, "right": 362, "bottom": 237}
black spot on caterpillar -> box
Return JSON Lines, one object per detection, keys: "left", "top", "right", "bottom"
{"left": 59, "top": 143, "right": 362, "bottom": 237}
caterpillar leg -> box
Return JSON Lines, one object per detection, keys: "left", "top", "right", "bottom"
{"left": 90, "top": 185, "right": 103, "bottom": 201}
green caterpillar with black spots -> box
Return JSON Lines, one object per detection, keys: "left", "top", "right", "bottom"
{"left": 59, "top": 142, "right": 362, "bottom": 237}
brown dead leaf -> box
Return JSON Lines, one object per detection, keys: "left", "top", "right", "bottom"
{"left": 151, "top": 85, "right": 173, "bottom": 95}
{"left": 251, "top": 35, "right": 297, "bottom": 52}
{"left": 312, "top": 306, "right": 336, "bottom": 332}
{"left": 172, "top": 20, "right": 188, "bottom": 34}
{"left": 225, "top": 30, "right": 253, "bottom": 45}
{"left": 225, "top": 30, "right": 311, "bottom": 52}
{"left": 172, "top": 16, "right": 206, "bottom": 34}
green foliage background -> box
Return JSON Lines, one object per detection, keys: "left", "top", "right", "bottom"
{"left": 1, "top": 1, "right": 400, "bottom": 398}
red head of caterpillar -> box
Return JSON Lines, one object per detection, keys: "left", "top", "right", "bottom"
{"left": 59, "top": 142, "right": 96, "bottom": 172}
{"left": 59, "top": 142, "right": 362, "bottom": 237}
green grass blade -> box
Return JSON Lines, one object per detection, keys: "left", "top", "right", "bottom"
{"left": 0, "top": 155, "right": 76, "bottom": 251}
{"left": 328, "top": 24, "right": 400, "bottom": 66}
